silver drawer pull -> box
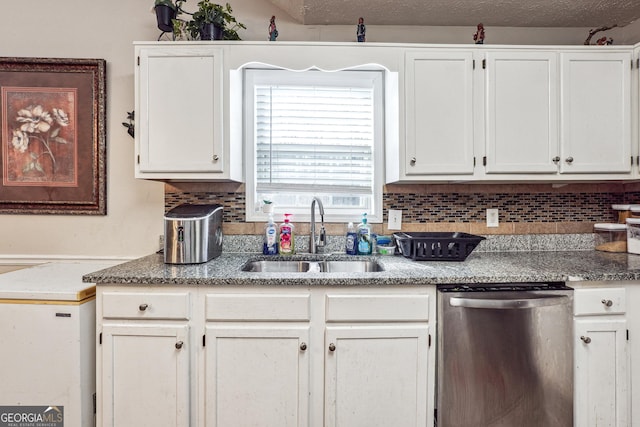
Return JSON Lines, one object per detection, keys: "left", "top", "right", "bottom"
{"left": 328, "top": 343, "right": 336, "bottom": 352}
{"left": 300, "top": 342, "right": 307, "bottom": 351}
{"left": 175, "top": 341, "right": 183, "bottom": 350}
{"left": 580, "top": 336, "right": 591, "bottom": 344}
{"left": 601, "top": 299, "right": 613, "bottom": 307}
{"left": 139, "top": 303, "right": 149, "bottom": 311}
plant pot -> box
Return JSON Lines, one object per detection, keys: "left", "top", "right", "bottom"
{"left": 200, "top": 23, "right": 224, "bottom": 40}
{"left": 155, "top": 5, "right": 176, "bottom": 32}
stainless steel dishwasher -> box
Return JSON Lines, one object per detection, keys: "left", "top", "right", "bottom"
{"left": 436, "top": 283, "right": 573, "bottom": 427}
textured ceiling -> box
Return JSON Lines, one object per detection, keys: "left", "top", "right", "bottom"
{"left": 267, "top": 0, "right": 640, "bottom": 27}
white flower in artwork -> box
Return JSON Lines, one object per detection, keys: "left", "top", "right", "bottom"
{"left": 11, "top": 129, "right": 29, "bottom": 153}
{"left": 10, "top": 103, "right": 71, "bottom": 177}
{"left": 16, "top": 105, "right": 53, "bottom": 133}
{"left": 53, "top": 108, "right": 69, "bottom": 126}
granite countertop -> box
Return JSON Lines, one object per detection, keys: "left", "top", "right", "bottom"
{"left": 82, "top": 250, "right": 640, "bottom": 286}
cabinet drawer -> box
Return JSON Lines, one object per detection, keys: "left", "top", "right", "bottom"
{"left": 102, "top": 292, "right": 191, "bottom": 320}
{"left": 574, "top": 288, "right": 626, "bottom": 316}
{"left": 205, "top": 294, "right": 310, "bottom": 321}
{"left": 326, "top": 294, "right": 429, "bottom": 322}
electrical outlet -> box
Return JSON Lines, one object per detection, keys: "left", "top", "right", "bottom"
{"left": 486, "top": 209, "right": 499, "bottom": 228}
{"left": 388, "top": 209, "right": 403, "bottom": 230}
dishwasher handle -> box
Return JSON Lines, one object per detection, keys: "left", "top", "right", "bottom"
{"left": 449, "top": 294, "right": 570, "bottom": 309}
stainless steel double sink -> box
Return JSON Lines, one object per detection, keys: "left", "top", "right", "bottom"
{"left": 242, "top": 259, "right": 383, "bottom": 273}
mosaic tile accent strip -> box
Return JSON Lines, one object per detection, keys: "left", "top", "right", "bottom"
{"left": 166, "top": 188, "right": 622, "bottom": 227}
{"left": 165, "top": 191, "right": 246, "bottom": 223}
{"left": 623, "top": 192, "right": 640, "bottom": 204}
{"left": 384, "top": 192, "right": 622, "bottom": 223}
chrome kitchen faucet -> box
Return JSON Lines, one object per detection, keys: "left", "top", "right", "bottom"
{"left": 309, "top": 197, "right": 326, "bottom": 254}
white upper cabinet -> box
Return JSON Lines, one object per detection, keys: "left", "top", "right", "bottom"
{"left": 135, "top": 44, "right": 241, "bottom": 181}
{"left": 404, "top": 50, "right": 475, "bottom": 176}
{"left": 132, "top": 42, "right": 636, "bottom": 183}
{"left": 484, "top": 50, "right": 559, "bottom": 174}
{"left": 398, "top": 46, "right": 634, "bottom": 181}
{"left": 560, "top": 51, "right": 632, "bottom": 174}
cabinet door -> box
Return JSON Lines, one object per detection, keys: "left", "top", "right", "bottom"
{"left": 136, "top": 46, "right": 224, "bottom": 174}
{"left": 560, "top": 52, "right": 632, "bottom": 174}
{"left": 324, "top": 325, "right": 430, "bottom": 427}
{"left": 484, "top": 51, "right": 559, "bottom": 174}
{"left": 574, "top": 318, "right": 629, "bottom": 427}
{"left": 404, "top": 51, "right": 475, "bottom": 175}
{"left": 204, "top": 325, "right": 310, "bottom": 427}
{"left": 100, "top": 324, "right": 191, "bottom": 427}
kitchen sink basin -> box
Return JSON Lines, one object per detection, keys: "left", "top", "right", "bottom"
{"left": 241, "top": 259, "right": 383, "bottom": 273}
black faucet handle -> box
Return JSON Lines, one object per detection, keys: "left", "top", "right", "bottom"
{"left": 318, "top": 227, "right": 327, "bottom": 246}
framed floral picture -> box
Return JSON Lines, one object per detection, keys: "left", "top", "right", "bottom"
{"left": 0, "top": 57, "right": 106, "bottom": 214}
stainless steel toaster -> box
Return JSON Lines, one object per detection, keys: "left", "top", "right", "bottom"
{"left": 164, "top": 204, "right": 223, "bottom": 264}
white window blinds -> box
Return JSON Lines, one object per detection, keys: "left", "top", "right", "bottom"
{"left": 255, "top": 83, "right": 374, "bottom": 195}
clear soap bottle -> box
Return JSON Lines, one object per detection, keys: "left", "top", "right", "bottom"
{"left": 278, "top": 213, "right": 295, "bottom": 255}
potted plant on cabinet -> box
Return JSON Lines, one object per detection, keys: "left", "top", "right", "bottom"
{"left": 153, "top": 0, "right": 186, "bottom": 32}
{"left": 185, "top": 1, "right": 245, "bottom": 40}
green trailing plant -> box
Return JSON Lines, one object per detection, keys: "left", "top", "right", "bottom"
{"left": 185, "top": 1, "right": 245, "bottom": 40}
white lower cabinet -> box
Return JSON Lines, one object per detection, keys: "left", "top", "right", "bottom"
{"left": 97, "top": 285, "right": 435, "bottom": 427}
{"left": 202, "top": 291, "right": 311, "bottom": 427}
{"left": 573, "top": 285, "right": 629, "bottom": 427}
{"left": 100, "top": 324, "right": 191, "bottom": 427}
{"left": 203, "top": 325, "right": 310, "bottom": 427}
{"left": 97, "top": 288, "right": 194, "bottom": 427}
{"left": 323, "top": 292, "right": 432, "bottom": 427}
{"left": 626, "top": 284, "right": 640, "bottom": 427}
{"left": 324, "top": 325, "right": 429, "bottom": 427}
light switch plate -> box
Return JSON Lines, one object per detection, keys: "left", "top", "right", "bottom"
{"left": 388, "top": 209, "right": 402, "bottom": 230}
{"left": 486, "top": 209, "right": 499, "bottom": 228}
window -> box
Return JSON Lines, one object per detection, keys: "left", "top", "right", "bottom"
{"left": 244, "top": 68, "right": 384, "bottom": 223}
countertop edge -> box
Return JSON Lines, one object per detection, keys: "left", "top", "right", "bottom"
{"left": 82, "top": 251, "right": 640, "bottom": 286}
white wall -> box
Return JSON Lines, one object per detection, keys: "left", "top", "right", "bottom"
{"left": 616, "top": 19, "right": 640, "bottom": 44}
{"left": 0, "top": 0, "right": 635, "bottom": 261}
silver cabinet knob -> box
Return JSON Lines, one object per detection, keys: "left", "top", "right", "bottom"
{"left": 328, "top": 343, "right": 336, "bottom": 352}
{"left": 580, "top": 336, "right": 591, "bottom": 344}
{"left": 212, "top": 155, "right": 219, "bottom": 161}
{"left": 552, "top": 156, "right": 560, "bottom": 163}
{"left": 300, "top": 342, "right": 307, "bottom": 351}
{"left": 139, "top": 303, "right": 149, "bottom": 311}
{"left": 565, "top": 157, "right": 574, "bottom": 164}
{"left": 601, "top": 299, "right": 613, "bottom": 307}
{"left": 175, "top": 341, "right": 183, "bottom": 349}
{"left": 410, "top": 157, "right": 416, "bottom": 166}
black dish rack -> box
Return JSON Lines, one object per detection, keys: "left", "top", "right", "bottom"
{"left": 393, "top": 232, "right": 485, "bottom": 261}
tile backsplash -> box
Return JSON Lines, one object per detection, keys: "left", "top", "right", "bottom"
{"left": 165, "top": 181, "right": 630, "bottom": 235}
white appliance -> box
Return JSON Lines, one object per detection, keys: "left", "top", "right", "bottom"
{"left": 0, "top": 262, "right": 116, "bottom": 427}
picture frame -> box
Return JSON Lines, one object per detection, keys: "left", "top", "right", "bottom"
{"left": 0, "top": 57, "right": 107, "bottom": 215}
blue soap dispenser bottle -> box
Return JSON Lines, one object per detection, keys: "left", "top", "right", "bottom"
{"left": 345, "top": 222, "right": 357, "bottom": 255}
